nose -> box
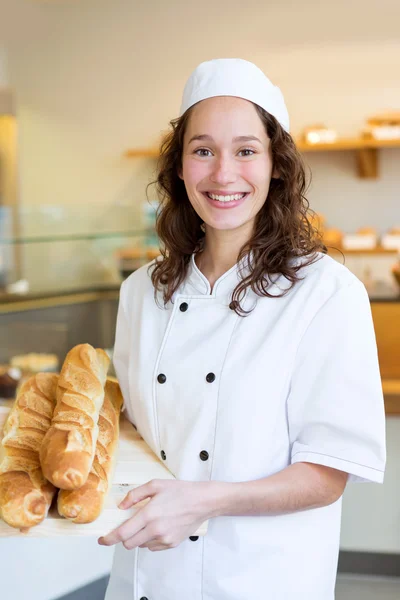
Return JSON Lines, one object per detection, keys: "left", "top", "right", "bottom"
{"left": 209, "top": 154, "right": 237, "bottom": 186}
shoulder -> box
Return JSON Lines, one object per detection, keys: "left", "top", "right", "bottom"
{"left": 297, "top": 251, "right": 360, "bottom": 288}
{"left": 267, "top": 252, "right": 372, "bottom": 344}
{"left": 276, "top": 251, "right": 368, "bottom": 308}
{"left": 119, "top": 257, "right": 160, "bottom": 307}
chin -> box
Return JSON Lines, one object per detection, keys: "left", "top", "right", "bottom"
{"left": 206, "top": 221, "right": 246, "bottom": 232}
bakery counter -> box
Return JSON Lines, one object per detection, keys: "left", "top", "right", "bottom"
{"left": 0, "top": 287, "right": 120, "bottom": 366}
{"left": 0, "top": 283, "right": 121, "bottom": 312}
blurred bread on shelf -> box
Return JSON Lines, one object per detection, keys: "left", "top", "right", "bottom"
{"left": 362, "top": 111, "right": 400, "bottom": 140}
{"left": 116, "top": 246, "right": 160, "bottom": 279}
{"left": 10, "top": 353, "right": 59, "bottom": 374}
{"left": 382, "top": 227, "right": 400, "bottom": 251}
{"left": 391, "top": 260, "right": 400, "bottom": 290}
{"left": 307, "top": 213, "right": 345, "bottom": 248}
{"left": 366, "top": 112, "right": 400, "bottom": 126}
{"left": 342, "top": 227, "right": 378, "bottom": 250}
{"left": 357, "top": 227, "right": 378, "bottom": 236}
{"left": 300, "top": 124, "right": 338, "bottom": 145}
{"left": 6, "top": 279, "right": 30, "bottom": 295}
{"left": 146, "top": 247, "right": 160, "bottom": 260}
{"left": 322, "top": 228, "right": 343, "bottom": 248}
{"left": 116, "top": 247, "right": 144, "bottom": 277}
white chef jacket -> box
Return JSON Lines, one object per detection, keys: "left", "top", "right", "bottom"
{"left": 105, "top": 251, "right": 386, "bottom": 600}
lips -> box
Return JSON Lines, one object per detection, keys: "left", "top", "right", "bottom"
{"left": 205, "top": 191, "right": 249, "bottom": 196}
{"left": 202, "top": 191, "right": 249, "bottom": 209}
{"left": 206, "top": 192, "right": 247, "bottom": 202}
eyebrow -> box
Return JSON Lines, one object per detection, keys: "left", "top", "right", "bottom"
{"left": 188, "top": 134, "right": 263, "bottom": 145}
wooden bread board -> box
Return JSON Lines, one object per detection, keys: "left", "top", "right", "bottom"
{"left": 0, "top": 406, "right": 208, "bottom": 538}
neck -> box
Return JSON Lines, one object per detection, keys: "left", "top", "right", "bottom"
{"left": 195, "top": 223, "right": 252, "bottom": 282}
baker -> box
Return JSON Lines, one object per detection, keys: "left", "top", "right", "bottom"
{"left": 100, "top": 58, "right": 386, "bottom": 600}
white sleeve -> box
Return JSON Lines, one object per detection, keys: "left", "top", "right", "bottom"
{"left": 288, "top": 279, "right": 386, "bottom": 483}
{"left": 112, "top": 280, "right": 136, "bottom": 426}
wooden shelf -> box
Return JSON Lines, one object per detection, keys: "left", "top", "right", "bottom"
{"left": 296, "top": 137, "right": 400, "bottom": 152}
{"left": 124, "top": 137, "right": 400, "bottom": 179}
{"left": 297, "top": 137, "right": 400, "bottom": 178}
{"left": 328, "top": 246, "right": 399, "bottom": 255}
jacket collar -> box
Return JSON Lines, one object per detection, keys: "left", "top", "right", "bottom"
{"left": 180, "top": 249, "right": 300, "bottom": 300}
{"left": 183, "top": 251, "right": 254, "bottom": 297}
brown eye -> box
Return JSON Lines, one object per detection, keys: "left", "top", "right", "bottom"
{"left": 238, "top": 148, "right": 255, "bottom": 157}
{"left": 195, "top": 148, "right": 212, "bottom": 157}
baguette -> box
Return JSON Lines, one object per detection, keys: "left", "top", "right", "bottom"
{"left": 0, "top": 373, "right": 58, "bottom": 530}
{"left": 40, "top": 344, "right": 110, "bottom": 490}
{"left": 57, "top": 379, "right": 123, "bottom": 523}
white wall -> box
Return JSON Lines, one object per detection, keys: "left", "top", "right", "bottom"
{"left": 0, "top": 45, "right": 9, "bottom": 89}
{"left": 0, "top": 1, "right": 399, "bottom": 597}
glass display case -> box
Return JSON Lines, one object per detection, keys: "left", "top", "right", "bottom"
{"left": 0, "top": 201, "right": 160, "bottom": 295}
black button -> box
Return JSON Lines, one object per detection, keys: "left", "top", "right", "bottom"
{"left": 200, "top": 450, "right": 209, "bottom": 461}
{"left": 140, "top": 597, "right": 149, "bottom": 600}
{"left": 189, "top": 536, "right": 199, "bottom": 541}
{"left": 157, "top": 373, "right": 166, "bottom": 384}
{"left": 229, "top": 300, "right": 238, "bottom": 310}
{"left": 206, "top": 372, "right": 216, "bottom": 383}
{"left": 179, "top": 302, "right": 189, "bottom": 312}
{"left": 161, "top": 450, "right": 166, "bottom": 460}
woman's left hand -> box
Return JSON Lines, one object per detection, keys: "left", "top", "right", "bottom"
{"left": 98, "top": 479, "right": 219, "bottom": 552}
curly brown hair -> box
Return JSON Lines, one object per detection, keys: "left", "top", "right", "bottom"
{"left": 147, "top": 103, "right": 327, "bottom": 316}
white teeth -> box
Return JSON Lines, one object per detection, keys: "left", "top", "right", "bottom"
{"left": 208, "top": 193, "right": 246, "bottom": 202}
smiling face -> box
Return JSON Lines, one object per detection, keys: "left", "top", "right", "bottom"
{"left": 180, "top": 96, "right": 276, "bottom": 236}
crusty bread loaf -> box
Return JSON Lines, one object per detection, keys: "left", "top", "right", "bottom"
{"left": 57, "top": 379, "right": 123, "bottom": 523}
{"left": 0, "top": 373, "right": 58, "bottom": 530}
{"left": 39, "top": 344, "right": 110, "bottom": 490}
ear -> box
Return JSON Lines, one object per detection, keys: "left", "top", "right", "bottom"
{"left": 177, "top": 163, "right": 184, "bottom": 180}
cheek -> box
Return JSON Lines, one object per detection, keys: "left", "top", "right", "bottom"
{"left": 182, "top": 159, "right": 209, "bottom": 187}
{"left": 240, "top": 160, "right": 272, "bottom": 191}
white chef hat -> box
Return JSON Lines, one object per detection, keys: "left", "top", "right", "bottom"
{"left": 179, "top": 58, "right": 290, "bottom": 132}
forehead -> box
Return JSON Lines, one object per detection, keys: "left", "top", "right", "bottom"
{"left": 185, "top": 96, "right": 266, "bottom": 138}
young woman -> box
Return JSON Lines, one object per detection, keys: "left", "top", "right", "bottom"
{"left": 101, "top": 58, "right": 386, "bottom": 600}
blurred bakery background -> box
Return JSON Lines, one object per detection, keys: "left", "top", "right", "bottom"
{"left": 1, "top": 1, "right": 400, "bottom": 599}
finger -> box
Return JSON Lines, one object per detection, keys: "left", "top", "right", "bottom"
{"left": 142, "top": 544, "right": 169, "bottom": 552}
{"left": 119, "top": 480, "right": 159, "bottom": 509}
{"left": 142, "top": 539, "right": 178, "bottom": 551}
{"left": 122, "top": 526, "right": 156, "bottom": 550}
{"left": 98, "top": 513, "right": 146, "bottom": 547}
